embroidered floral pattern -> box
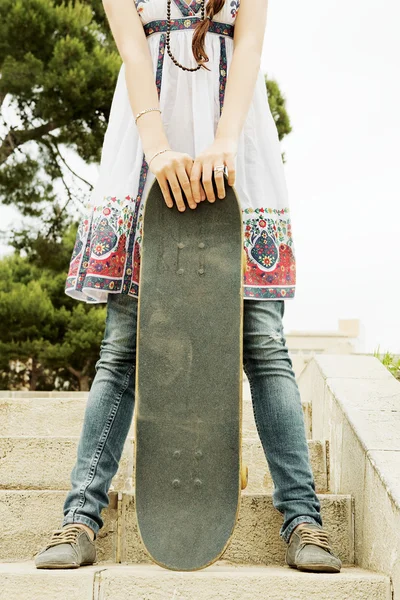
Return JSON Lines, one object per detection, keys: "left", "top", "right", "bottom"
{"left": 136, "top": 0, "right": 239, "bottom": 22}
{"left": 155, "top": 32, "right": 166, "bottom": 97}
{"left": 219, "top": 36, "right": 227, "bottom": 115}
{"left": 173, "top": 0, "right": 202, "bottom": 16}
{"left": 67, "top": 202, "right": 296, "bottom": 300}
{"left": 68, "top": 217, "right": 91, "bottom": 280}
{"left": 134, "top": 0, "right": 150, "bottom": 14}
{"left": 242, "top": 207, "right": 295, "bottom": 299}
{"left": 230, "top": 0, "right": 240, "bottom": 19}
{"left": 143, "top": 18, "right": 234, "bottom": 38}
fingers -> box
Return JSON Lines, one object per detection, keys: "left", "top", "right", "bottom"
{"left": 189, "top": 160, "right": 204, "bottom": 204}
{"left": 202, "top": 162, "right": 215, "bottom": 203}
{"left": 167, "top": 171, "right": 186, "bottom": 212}
{"left": 213, "top": 162, "right": 226, "bottom": 200}
{"left": 153, "top": 153, "right": 196, "bottom": 211}
{"left": 201, "top": 158, "right": 229, "bottom": 202}
{"left": 158, "top": 175, "right": 174, "bottom": 209}
{"left": 224, "top": 155, "right": 236, "bottom": 187}
{"left": 151, "top": 150, "right": 235, "bottom": 211}
{"left": 176, "top": 163, "right": 197, "bottom": 210}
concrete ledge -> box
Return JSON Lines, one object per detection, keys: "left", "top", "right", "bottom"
{"left": 298, "top": 354, "right": 400, "bottom": 596}
{"left": 0, "top": 562, "right": 390, "bottom": 600}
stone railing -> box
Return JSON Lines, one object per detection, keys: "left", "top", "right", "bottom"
{"left": 298, "top": 354, "right": 400, "bottom": 596}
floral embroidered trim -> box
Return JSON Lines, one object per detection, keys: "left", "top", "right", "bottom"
{"left": 66, "top": 200, "right": 296, "bottom": 301}
{"left": 134, "top": 0, "right": 150, "bottom": 14}
{"left": 230, "top": 0, "right": 240, "bottom": 19}
{"left": 155, "top": 32, "right": 166, "bottom": 93}
{"left": 244, "top": 286, "right": 295, "bottom": 300}
{"left": 173, "top": 0, "right": 203, "bottom": 17}
{"left": 243, "top": 207, "right": 290, "bottom": 216}
{"left": 242, "top": 207, "right": 296, "bottom": 298}
{"left": 143, "top": 18, "right": 234, "bottom": 38}
{"left": 219, "top": 35, "right": 227, "bottom": 115}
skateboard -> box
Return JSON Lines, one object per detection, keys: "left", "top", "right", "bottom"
{"left": 134, "top": 172, "right": 247, "bottom": 571}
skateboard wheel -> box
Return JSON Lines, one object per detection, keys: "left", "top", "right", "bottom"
{"left": 172, "top": 479, "right": 181, "bottom": 488}
{"left": 177, "top": 242, "right": 185, "bottom": 248}
{"left": 241, "top": 464, "right": 249, "bottom": 490}
{"left": 177, "top": 268, "right": 184, "bottom": 275}
{"left": 173, "top": 450, "right": 181, "bottom": 459}
{"left": 194, "top": 478, "right": 202, "bottom": 487}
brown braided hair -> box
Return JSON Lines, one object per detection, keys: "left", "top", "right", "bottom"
{"left": 192, "top": 0, "right": 226, "bottom": 71}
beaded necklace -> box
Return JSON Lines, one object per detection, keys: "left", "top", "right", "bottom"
{"left": 166, "top": 0, "right": 210, "bottom": 72}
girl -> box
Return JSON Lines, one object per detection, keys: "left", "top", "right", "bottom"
{"left": 35, "top": 0, "right": 341, "bottom": 572}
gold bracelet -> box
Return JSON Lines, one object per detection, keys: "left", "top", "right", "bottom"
{"left": 148, "top": 148, "right": 173, "bottom": 166}
{"left": 134, "top": 107, "right": 161, "bottom": 125}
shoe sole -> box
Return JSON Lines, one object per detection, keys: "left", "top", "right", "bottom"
{"left": 35, "top": 561, "right": 95, "bottom": 569}
{"left": 287, "top": 563, "right": 341, "bottom": 573}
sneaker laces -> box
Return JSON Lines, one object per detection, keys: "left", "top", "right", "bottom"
{"left": 44, "top": 525, "right": 85, "bottom": 550}
{"left": 296, "top": 524, "right": 332, "bottom": 552}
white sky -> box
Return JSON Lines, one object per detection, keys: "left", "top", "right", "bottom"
{"left": 1, "top": 0, "right": 399, "bottom": 353}
{"left": 261, "top": 0, "right": 400, "bottom": 353}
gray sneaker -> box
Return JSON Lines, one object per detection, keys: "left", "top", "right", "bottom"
{"left": 285, "top": 523, "right": 342, "bottom": 572}
{"left": 34, "top": 525, "right": 96, "bottom": 569}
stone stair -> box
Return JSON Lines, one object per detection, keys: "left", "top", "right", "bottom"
{"left": 0, "top": 379, "right": 392, "bottom": 599}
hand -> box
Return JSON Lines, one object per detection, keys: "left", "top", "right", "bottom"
{"left": 190, "top": 137, "right": 237, "bottom": 203}
{"left": 147, "top": 149, "right": 206, "bottom": 212}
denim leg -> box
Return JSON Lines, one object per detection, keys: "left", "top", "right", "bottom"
{"left": 62, "top": 293, "right": 138, "bottom": 540}
{"left": 242, "top": 299, "right": 322, "bottom": 544}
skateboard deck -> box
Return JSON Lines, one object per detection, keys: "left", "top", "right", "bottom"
{"left": 134, "top": 173, "right": 245, "bottom": 571}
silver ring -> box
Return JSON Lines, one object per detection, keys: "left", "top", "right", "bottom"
{"left": 213, "top": 165, "right": 225, "bottom": 172}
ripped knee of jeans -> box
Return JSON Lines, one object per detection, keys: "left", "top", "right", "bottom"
{"left": 267, "top": 330, "right": 284, "bottom": 342}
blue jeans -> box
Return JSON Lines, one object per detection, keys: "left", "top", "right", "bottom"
{"left": 62, "top": 293, "right": 322, "bottom": 544}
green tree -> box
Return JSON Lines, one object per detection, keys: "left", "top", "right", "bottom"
{"left": 0, "top": 232, "right": 106, "bottom": 390}
{"left": 0, "top": 0, "right": 120, "bottom": 237}
{"left": 266, "top": 77, "right": 292, "bottom": 162}
{"left": 266, "top": 77, "right": 292, "bottom": 141}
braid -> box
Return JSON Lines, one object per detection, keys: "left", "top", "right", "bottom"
{"left": 192, "top": 0, "right": 226, "bottom": 71}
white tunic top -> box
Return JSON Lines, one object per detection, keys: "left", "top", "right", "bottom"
{"left": 65, "top": 0, "right": 296, "bottom": 303}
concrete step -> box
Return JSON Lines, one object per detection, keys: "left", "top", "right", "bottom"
{"left": 0, "top": 396, "right": 92, "bottom": 437}
{"left": 0, "top": 393, "right": 312, "bottom": 440}
{"left": 0, "top": 561, "right": 390, "bottom": 600}
{"left": 0, "top": 391, "right": 90, "bottom": 398}
{"left": 119, "top": 491, "right": 353, "bottom": 566}
{"left": 243, "top": 438, "right": 328, "bottom": 494}
{"left": 0, "top": 490, "right": 354, "bottom": 566}
{"left": 0, "top": 436, "right": 134, "bottom": 492}
{"left": 0, "top": 437, "right": 327, "bottom": 493}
